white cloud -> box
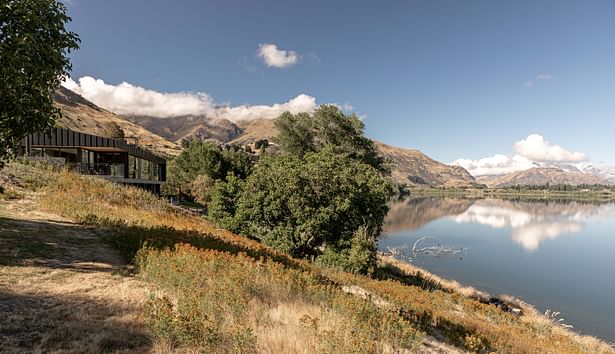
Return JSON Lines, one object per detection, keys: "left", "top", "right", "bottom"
{"left": 513, "top": 134, "right": 586, "bottom": 163}
{"left": 452, "top": 134, "right": 588, "bottom": 177}
{"left": 215, "top": 94, "right": 317, "bottom": 121}
{"left": 62, "top": 76, "right": 319, "bottom": 122}
{"left": 257, "top": 43, "right": 299, "bottom": 68}
{"left": 453, "top": 154, "right": 536, "bottom": 177}
{"left": 524, "top": 74, "right": 552, "bottom": 87}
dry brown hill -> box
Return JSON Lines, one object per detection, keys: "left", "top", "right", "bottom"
{"left": 124, "top": 115, "right": 243, "bottom": 145}
{"left": 374, "top": 141, "right": 478, "bottom": 187}
{"left": 477, "top": 167, "right": 612, "bottom": 187}
{"left": 53, "top": 87, "right": 181, "bottom": 157}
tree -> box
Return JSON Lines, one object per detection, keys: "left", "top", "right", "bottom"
{"left": 166, "top": 140, "right": 253, "bottom": 198}
{"left": 207, "top": 173, "right": 245, "bottom": 231}
{"left": 274, "top": 112, "right": 315, "bottom": 156}
{"left": 1, "top": 0, "right": 80, "bottom": 161}
{"left": 275, "top": 105, "right": 388, "bottom": 173}
{"left": 190, "top": 174, "right": 214, "bottom": 206}
{"left": 229, "top": 147, "right": 391, "bottom": 263}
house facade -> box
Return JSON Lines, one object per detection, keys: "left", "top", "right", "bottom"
{"left": 19, "top": 127, "right": 166, "bottom": 195}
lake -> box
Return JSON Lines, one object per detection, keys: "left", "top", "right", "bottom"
{"left": 380, "top": 196, "right": 615, "bottom": 342}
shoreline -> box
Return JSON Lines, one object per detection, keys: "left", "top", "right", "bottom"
{"left": 378, "top": 253, "right": 615, "bottom": 347}
{"left": 403, "top": 187, "right": 615, "bottom": 203}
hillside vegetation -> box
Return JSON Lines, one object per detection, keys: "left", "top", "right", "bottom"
{"left": 54, "top": 87, "right": 181, "bottom": 157}
{"left": 1, "top": 162, "right": 613, "bottom": 353}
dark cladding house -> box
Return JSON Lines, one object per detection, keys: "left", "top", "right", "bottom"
{"left": 19, "top": 127, "right": 166, "bottom": 195}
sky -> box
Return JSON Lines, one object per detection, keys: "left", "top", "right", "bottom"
{"left": 61, "top": 0, "right": 615, "bottom": 174}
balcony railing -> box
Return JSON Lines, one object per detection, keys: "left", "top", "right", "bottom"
{"left": 74, "top": 163, "right": 125, "bottom": 177}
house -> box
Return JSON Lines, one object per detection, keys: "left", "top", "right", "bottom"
{"left": 19, "top": 127, "right": 167, "bottom": 195}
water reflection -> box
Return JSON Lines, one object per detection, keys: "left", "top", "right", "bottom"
{"left": 386, "top": 197, "right": 615, "bottom": 252}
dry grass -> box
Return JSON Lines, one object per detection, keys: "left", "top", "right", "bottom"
{"left": 0, "top": 197, "right": 151, "bottom": 353}
{"left": 2, "top": 162, "right": 615, "bottom": 354}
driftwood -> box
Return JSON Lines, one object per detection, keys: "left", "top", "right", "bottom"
{"left": 411, "top": 236, "right": 468, "bottom": 258}
{"left": 385, "top": 236, "right": 468, "bottom": 262}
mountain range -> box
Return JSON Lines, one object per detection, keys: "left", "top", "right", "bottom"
{"left": 476, "top": 167, "right": 611, "bottom": 187}
{"left": 53, "top": 87, "right": 613, "bottom": 188}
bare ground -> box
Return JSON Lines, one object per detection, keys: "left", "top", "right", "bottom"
{"left": 0, "top": 197, "right": 151, "bottom": 354}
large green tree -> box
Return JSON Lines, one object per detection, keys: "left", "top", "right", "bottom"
{"left": 230, "top": 147, "right": 391, "bottom": 262}
{"left": 1, "top": 0, "right": 79, "bottom": 160}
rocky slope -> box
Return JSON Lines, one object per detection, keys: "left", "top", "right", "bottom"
{"left": 53, "top": 87, "right": 181, "bottom": 157}
{"left": 477, "top": 167, "right": 612, "bottom": 187}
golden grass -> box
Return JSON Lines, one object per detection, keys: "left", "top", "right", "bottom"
{"left": 3, "top": 162, "right": 614, "bottom": 353}
{"left": 0, "top": 197, "right": 151, "bottom": 353}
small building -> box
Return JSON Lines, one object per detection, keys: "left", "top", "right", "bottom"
{"left": 19, "top": 127, "right": 166, "bottom": 195}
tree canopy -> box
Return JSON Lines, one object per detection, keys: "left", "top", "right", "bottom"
{"left": 1, "top": 0, "right": 80, "bottom": 160}
{"left": 231, "top": 148, "right": 391, "bottom": 260}
{"left": 275, "top": 105, "right": 388, "bottom": 173}
{"left": 165, "top": 140, "right": 252, "bottom": 199}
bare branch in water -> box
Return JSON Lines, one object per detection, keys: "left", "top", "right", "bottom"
{"left": 412, "top": 236, "right": 468, "bottom": 258}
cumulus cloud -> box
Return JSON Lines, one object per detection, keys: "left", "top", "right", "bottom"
{"left": 62, "top": 76, "right": 319, "bottom": 122}
{"left": 452, "top": 134, "right": 588, "bottom": 177}
{"left": 63, "top": 77, "right": 216, "bottom": 117}
{"left": 524, "top": 74, "right": 552, "bottom": 87}
{"left": 453, "top": 154, "right": 536, "bottom": 177}
{"left": 513, "top": 134, "right": 586, "bottom": 163}
{"left": 257, "top": 43, "right": 299, "bottom": 68}
{"left": 215, "top": 94, "right": 317, "bottom": 121}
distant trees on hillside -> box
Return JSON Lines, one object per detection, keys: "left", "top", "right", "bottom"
{"left": 1, "top": 0, "right": 80, "bottom": 162}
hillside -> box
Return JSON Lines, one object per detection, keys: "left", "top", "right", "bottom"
{"left": 2, "top": 162, "right": 612, "bottom": 353}
{"left": 53, "top": 87, "right": 181, "bottom": 157}
{"left": 477, "top": 167, "right": 612, "bottom": 188}
{"left": 374, "top": 141, "right": 478, "bottom": 188}
{"left": 124, "top": 114, "right": 243, "bottom": 144}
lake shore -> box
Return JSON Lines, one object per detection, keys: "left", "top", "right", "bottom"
{"left": 404, "top": 186, "right": 615, "bottom": 203}
{"left": 378, "top": 253, "right": 615, "bottom": 348}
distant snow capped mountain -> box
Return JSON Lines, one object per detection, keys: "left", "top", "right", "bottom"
{"left": 576, "top": 163, "right": 615, "bottom": 183}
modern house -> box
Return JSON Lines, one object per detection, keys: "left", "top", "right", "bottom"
{"left": 19, "top": 127, "right": 167, "bottom": 195}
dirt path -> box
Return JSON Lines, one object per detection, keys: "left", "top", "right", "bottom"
{"left": 0, "top": 197, "right": 152, "bottom": 354}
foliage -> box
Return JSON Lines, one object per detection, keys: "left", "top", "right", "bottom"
{"left": 254, "top": 139, "right": 269, "bottom": 150}
{"left": 316, "top": 225, "right": 379, "bottom": 275}
{"left": 189, "top": 174, "right": 214, "bottom": 206}
{"left": 165, "top": 140, "right": 252, "bottom": 197}
{"left": 275, "top": 105, "right": 388, "bottom": 173}
{"left": 0, "top": 0, "right": 80, "bottom": 161}
{"left": 227, "top": 148, "right": 391, "bottom": 262}
{"left": 207, "top": 173, "right": 245, "bottom": 232}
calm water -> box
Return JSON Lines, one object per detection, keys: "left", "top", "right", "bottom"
{"left": 381, "top": 196, "right": 615, "bottom": 342}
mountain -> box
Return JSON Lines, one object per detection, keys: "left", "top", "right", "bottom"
{"left": 577, "top": 163, "right": 615, "bottom": 183}
{"left": 53, "top": 87, "right": 181, "bottom": 157}
{"left": 476, "top": 167, "right": 612, "bottom": 187}
{"left": 124, "top": 115, "right": 243, "bottom": 145}
{"left": 374, "top": 141, "right": 478, "bottom": 187}
{"left": 56, "top": 87, "right": 476, "bottom": 187}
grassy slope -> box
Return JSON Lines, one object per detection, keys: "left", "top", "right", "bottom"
{"left": 1, "top": 162, "right": 613, "bottom": 353}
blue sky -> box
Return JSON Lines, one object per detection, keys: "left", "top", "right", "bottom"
{"left": 63, "top": 0, "right": 615, "bottom": 168}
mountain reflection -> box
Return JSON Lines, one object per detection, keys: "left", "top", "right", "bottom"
{"left": 385, "top": 197, "right": 615, "bottom": 252}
